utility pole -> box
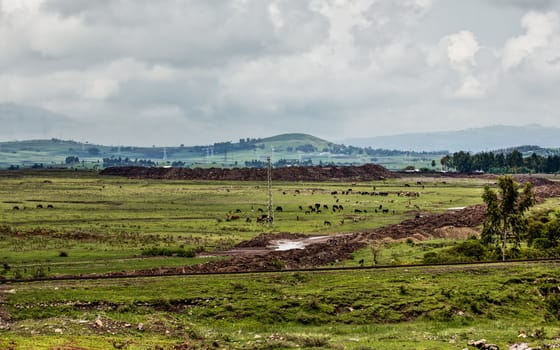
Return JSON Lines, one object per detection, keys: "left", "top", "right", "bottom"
{"left": 267, "top": 156, "right": 273, "bottom": 226}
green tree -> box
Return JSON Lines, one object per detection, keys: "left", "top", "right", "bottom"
{"left": 452, "top": 151, "right": 473, "bottom": 173}
{"left": 481, "top": 176, "right": 535, "bottom": 261}
{"left": 440, "top": 155, "right": 451, "bottom": 171}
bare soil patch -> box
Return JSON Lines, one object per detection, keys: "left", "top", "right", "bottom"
{"left": 100, "top": 164, "right": 396, "bottom": 181}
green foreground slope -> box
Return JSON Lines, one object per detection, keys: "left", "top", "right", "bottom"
{"left": 1, "top": 263, "right": 559, "bottom": 349}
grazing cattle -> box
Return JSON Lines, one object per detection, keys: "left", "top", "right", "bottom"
{"left": 256, "top": 214, "right": 273, "bottom": 223}
{"left": 404, "top": 183, "right": 410, "bottom": 187}
{"left": 314, "top": 203, "right": 321, "bottom": 210}
{"left": 316, "top": 210, "right": 322, "bottom": 214}
{"left": 12, "top": 206, "right": 19, "bottom": 210}
{"left": 323, "top": 204, "right": 329, "bottom": 210}
{"left": 282, "top": 191, "right": 286, "bottom": 195}
{"left": 36, "top": 204, "right": 43, "bottom": 209}
{"left": 354, "top": 209, "right": 362, "bottom": 213}
{"left": 305, "top": 210, "right": 311, "bottom": 215}
{"left": 358, "top": 259, "right": 364, "bottom": 266}
{"left": 332, "top": 204, "right": 339, "bottom": 211}
{"left": 47, "top": 204, "right": 54, "bottom": 209}
{"left": 226, "top": 215, "right": 240, "bottom": 221}
{"left": 324, "top": 220, "right": 331, "bottom": 226}
{"left": 382, "top": 209, "right": 389, "bottom": 214}
{"left": 400, "top": 191, "right": 419, "bottom": 197}
{"left": 379, "top": 204, "right": 383, "bottom": 210}
{"left": 257, "top": 208, "right": 264, "bottom": 213}
{"left": 298, "top": 205, "right": 303, "bottom": 211}
{"left": 379, "top": 192, "right": 389, "bottom": 196}
{"left": 338, "top": 205, "right": 344, "bottom": 210}
{"left": 295, "top": 190, "right": 300, "bottom": 194}
{"left": 235, "top": 208, "right": 242, "bottom": 213}
{"left": 246, "top": 217, "right": 252, "bottom": 222}
{"left": 331, "top": 191, "right": 338, "bottom": 195}
{"left": 275, "top": 206, "right": 283, "bottom": 212}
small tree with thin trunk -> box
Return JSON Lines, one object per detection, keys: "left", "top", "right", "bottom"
{"left": 481, "top": 175, "right": 535, "bottom": 261}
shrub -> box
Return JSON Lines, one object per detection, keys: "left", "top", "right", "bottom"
{"left": 141, "top": 247, "right": 196, "bottom": 257}
{"left": 423, "top": 239, "right": 488, "bottom": 264}
{"left": 59, "top": 251, "right": 69, "bottom": 257}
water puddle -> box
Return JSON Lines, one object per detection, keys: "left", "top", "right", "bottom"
{"left": 275, "top": 241, "right": 306, "bottom": 251}
{"left": 272, "top": 236, "right": 329, "bottom": 251}
{"left": 448, "top": 206, "right": 466, "bottom": 210}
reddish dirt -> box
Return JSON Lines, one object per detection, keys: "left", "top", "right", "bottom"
{"left": 100, "top": 164, "right": 396, "bottom": 181}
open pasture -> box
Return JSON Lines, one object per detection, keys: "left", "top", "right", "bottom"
{"left": 0, "top": 170, "right": 490, "bottom": 278}
{"left": 1, "top": 263, "right": 560, "bottom": 349}
{"left": 1, "top": 170, "right": 560, "bottom": 349}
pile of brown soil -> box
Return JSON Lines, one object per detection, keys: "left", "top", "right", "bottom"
{"left": 100, "top": 164, "right": 396, "bottom": 182}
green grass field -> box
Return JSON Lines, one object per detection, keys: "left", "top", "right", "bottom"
{"left": 0, "top": 170, "right": 489, "bottom": 278}
{"left": 2, "top": 264, "right": 560, "bottom": 349}
{"left": 1, "top": 170, "right": 559, "bottom": 349}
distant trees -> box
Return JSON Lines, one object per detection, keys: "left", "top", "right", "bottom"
{"left": 442, "top": 150, "right": 560, "bottom": 174}
{"left": 102, "top": 157, "right": 156, "bottom": 167}
{"left": 65, "top": 156, "right": 79, "bottom": 164}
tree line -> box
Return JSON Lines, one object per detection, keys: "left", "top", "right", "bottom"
{"left": 441, "top": 149, "right": 560, "bottom": 173}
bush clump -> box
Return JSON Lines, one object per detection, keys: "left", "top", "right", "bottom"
{"left": 423, "top": 239, "right": 488, "bottom": 264}
{"left": 141, "top": 246, "right": 198, "bottom": 257}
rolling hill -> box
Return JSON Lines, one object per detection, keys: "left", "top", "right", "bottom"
{"left": 343, "top": 125, "right": 560, "bottom": 152}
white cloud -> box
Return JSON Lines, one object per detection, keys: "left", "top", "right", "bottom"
{"left": 502, "top": 11, "right": 559, "bottom": 70}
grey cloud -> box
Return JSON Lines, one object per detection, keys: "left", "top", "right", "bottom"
{"left": 488, "top": 0, "right": 559, "bottom": 10}
{"left": 37, "top": 0, "right": 329, "bottom": 68}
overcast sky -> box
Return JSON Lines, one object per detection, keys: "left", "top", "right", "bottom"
{"left": 1, "top": 0, "right": 559, "bottom": 146}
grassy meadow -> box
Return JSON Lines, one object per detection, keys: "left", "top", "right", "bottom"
{"left": 1, "top": 170, "right": 560, "bottom": 349}
{"left": 2, "top": 264, "right": 560, "bottom": 349}
{"left": 1, "top": 170, "right": 489, "bottom": 278}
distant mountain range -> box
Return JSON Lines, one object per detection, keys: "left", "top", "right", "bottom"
{"left": 342, "top": 125, "right": 560, "bottom": 152}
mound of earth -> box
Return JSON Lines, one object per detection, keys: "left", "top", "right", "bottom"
{"left": 99, "top": 164, "right": 396, "bottom": 181}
